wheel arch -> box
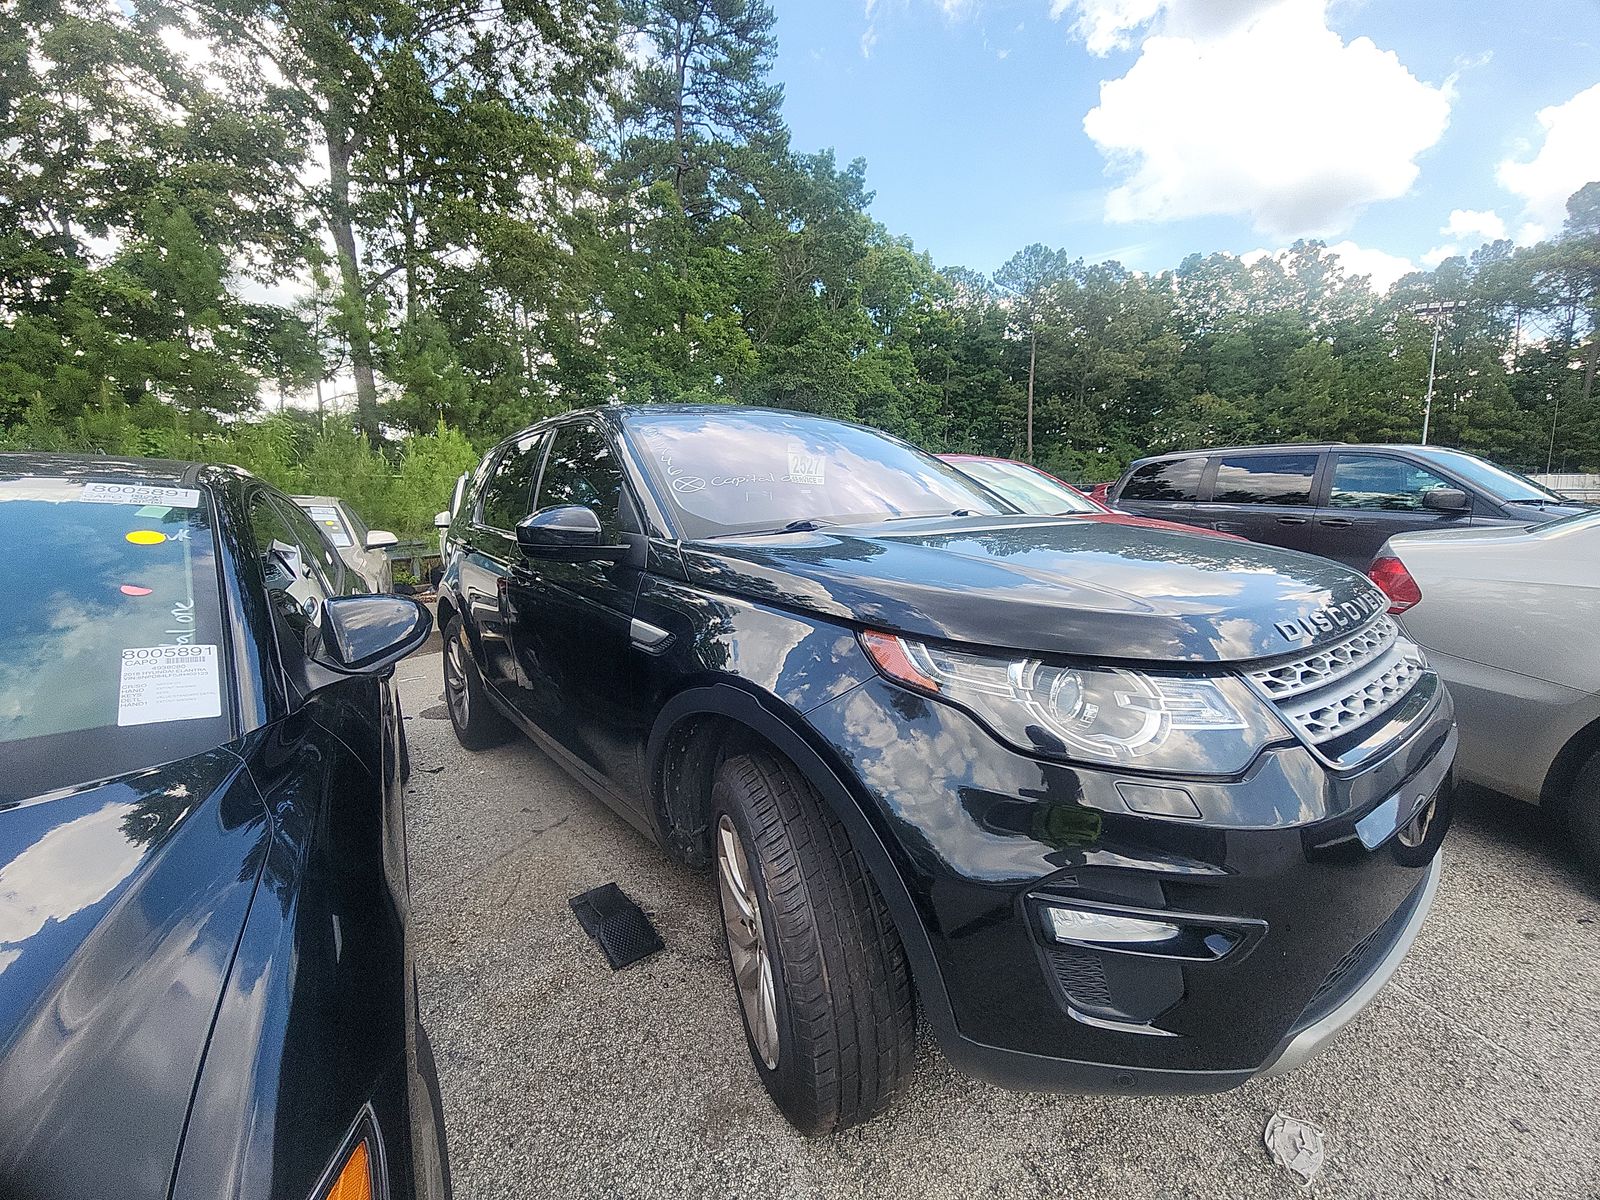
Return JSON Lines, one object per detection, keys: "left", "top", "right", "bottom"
{"left": 644, "top": 682, "right": 961, "bottom": 1044}
{"left": 1541, "top": 710, "right": 1600, "bottom": 813}
{"left": 434, "top": 586, "right": 460, "bottom": 635}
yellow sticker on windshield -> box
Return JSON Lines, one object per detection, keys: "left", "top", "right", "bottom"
{"left": 126, "top": 529, "right": 167, "bottom": 546}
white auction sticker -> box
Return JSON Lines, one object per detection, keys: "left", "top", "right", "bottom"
{"left": 117, "top": 644, "right": 222, "bottom": 727}
{"left": 82, "top": 481, "right": 201, "bottom": 508}
{"left": 787, "top": 447, "right": 826, "bottom": 486}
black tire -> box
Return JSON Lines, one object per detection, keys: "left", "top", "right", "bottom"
{"left": 710, "top": 749, "right": 916, "bottom": 1135}
{"left": 442, "top": 613, "right": 513, "bottom": 750}
{"left": 1567, "top": 752, "right": 1600, "bottom": 876}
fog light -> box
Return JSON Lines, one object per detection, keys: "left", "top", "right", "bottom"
{"left": 1039, "top": 902, "right": 1251, "bottom": 960}
{"left": 1045, "top": 906, "right": 1182, "bottom": 947}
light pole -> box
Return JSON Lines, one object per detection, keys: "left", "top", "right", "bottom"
{"left": 1413, "top": 300, "right": 1467, "bottom": 445}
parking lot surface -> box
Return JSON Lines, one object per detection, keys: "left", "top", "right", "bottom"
{"left": 396, "top": 652, "right": 1600, "bottom": 1199}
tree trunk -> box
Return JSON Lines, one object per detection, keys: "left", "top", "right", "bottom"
{"left": 324, "top": 117, "right": 380, "bottom": 446}
{"left": 1583, "top": 331, "right": 1598, "bottom": 405}
{"left": 1026, "top": 326, "right": 1037, "bottom": 462}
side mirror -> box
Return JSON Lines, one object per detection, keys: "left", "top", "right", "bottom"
{"left": 365, "top": 529, "right": 399, "bottom": 550}
{"left": 516, "top": 505, "right": 626, "bottom": 561}
{"left": 433, "top": 510, "right": 452, "bottom": 530}
{"left": 317, "top": 594, "right": 433, "bottom": 675}
{"left": 1423, "top": 487, "right": 1470, "bottom": 513}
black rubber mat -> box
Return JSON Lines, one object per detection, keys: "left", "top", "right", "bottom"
{"left": 568, "top": 883, "right": 665, "bottom": 969}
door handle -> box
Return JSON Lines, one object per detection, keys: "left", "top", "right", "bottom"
{"left": 1320, "top": 518, "right": 1354, "bottom": 527}
{"left": 1276, "top": 516, "right": 1309, "bottom": 525}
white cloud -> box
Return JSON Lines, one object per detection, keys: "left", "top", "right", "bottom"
{"left": 1242, "top": 240, "right": 1417, "bottom": 292}
{"left": 1053, "top": 0, "right": 1164, "bottom": 55}
{"left": 1071, "top": 0, "right": 1452, "bottom": 239}
{"left": 1497, "top": 82, "right": 1600, "bottom": 232}
{"left": 1421, "top": 244, "right": 1459, "bottom": 268}
{"left": 1442, "top": 208, "right": 1505, "bottom": 242}
{"left": 1323, "top": 240, "right": 1418, "bottom": 291}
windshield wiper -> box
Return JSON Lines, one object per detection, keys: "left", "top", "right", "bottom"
{"left": 711, "top": 518, "right": 839, "bottom": 538}
{"left": 881, "top": 509, "right": 980, "bottom": 522}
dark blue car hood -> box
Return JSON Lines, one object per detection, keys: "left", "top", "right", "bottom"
{"left": 681, "top": 515, "right": 1388, "bottom": 664}
{"left": 0, "top": 748, "right": 269, "bottom": 1200}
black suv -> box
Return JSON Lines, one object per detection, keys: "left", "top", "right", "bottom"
{"left": 1111, "top": 443, "right": 1587, "bottom": 567}
{"left": 437, "top": 407, "right": 1454, "bottom": 1134}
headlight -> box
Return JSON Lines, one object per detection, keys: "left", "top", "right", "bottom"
{"left": 860, "top": 631, "right": 1289, "bottom": 774}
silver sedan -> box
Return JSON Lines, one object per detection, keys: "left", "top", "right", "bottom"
{"left": 292, "top": 495, "right": 398, "bottom": 593}
{"left": 1371, "top": 511, "right": 1600, "bottom": 871}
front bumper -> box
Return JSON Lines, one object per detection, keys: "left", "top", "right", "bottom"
{"left": 803, "top": 669, "right": 1454, "bottom": 1094}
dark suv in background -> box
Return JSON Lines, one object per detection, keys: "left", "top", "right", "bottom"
{"left": 436, "top": 405, "right": 1452, "bottom": 1135}
{"left": 1111, "top": 443, "right": 1587, "bottom": 567}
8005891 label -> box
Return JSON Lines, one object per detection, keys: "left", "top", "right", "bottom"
{"left": 117, "top": 644, "right": 221, "bottom": 727}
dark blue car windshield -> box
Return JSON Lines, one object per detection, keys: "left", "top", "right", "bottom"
{"left": 0, "top": 477, "right": 232, "bottom": 802}
{"left": 625, "top": 410, "right": 1006, "bottom": 538}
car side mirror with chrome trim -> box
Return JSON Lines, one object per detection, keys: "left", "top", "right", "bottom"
{"left": 1422, "top": 487, "right": 1470, "bottom": 513}
{"left": 433, "top": 510, "right": 452, "bottom": 529}
{"left": 365, "top": 529, "right": 399, "bottom": 550}
{"left": 316, "top": 594, "right": 433, "bottom": 675}
{"left": 516, "top": 505, "right": 626, "bottom": 561}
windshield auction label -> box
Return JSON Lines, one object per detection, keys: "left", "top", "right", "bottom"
{"left": 82, "top": 481, "right": 202, "bottom": 508}
{"left": 787, "top": 447, "right": 826, "bottom": 486}
{"left": 117, "top": 644, "right": 221, "bottom": 726}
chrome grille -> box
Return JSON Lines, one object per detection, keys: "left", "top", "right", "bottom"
{"left": 1248, "top": 616, "right": 1399, "bottom": 700}
{"left": 1249, "top": 616, "right": 1428, "bottom": 747}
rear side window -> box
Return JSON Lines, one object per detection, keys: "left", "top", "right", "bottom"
{"left": 0, "top": 476, "right": 232, "bottom": 801}
{"left": 476, "top": 432, "right": 546, "bottom": 532}
{"left": 1212, "top": 453, "right": 1319, "bottom": 506}
{"left": 536, "top": 422, "right": 630, "bottom": 539}
{"left": 1330, "top": 455, "right": 1455, "bottom": 511}
{"left": 1121, "top": 458, "right": 1204, "bottom": 502}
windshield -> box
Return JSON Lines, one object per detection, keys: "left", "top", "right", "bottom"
{"left": 1413, "top": 449, "right": 1567, "bottom": 504}
{"left": 1527, "top": 509, "right": 1600, "bottom": 537}
{"left": 297, "top": 499, "right": 355, "bottom": 548}
{"left": 626, "top": 410, "right": 1008, "bottom": 539}
{"left": 950, "top": 459, "right": 1100, "bottom": 515}
{"left": 0, "top": 477, "right": 232, "bottom": 802}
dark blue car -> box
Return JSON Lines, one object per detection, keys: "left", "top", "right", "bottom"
{"left": 0, "top": 454, "right": 447, "bottom": 1200}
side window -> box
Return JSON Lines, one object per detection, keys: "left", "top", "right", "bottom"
{"left": 476, "top": 431, "right": 547, "bottom": 532}
{"left": 1330, "top": 455, "right": 1456, "bottom": 511}
{"left": 1212, "top": 453, "right": 1319, "bottom": 506}
{"left": 536, "top": 422, "right": 630, "bottom": 538}
{"left": 1121, "top": 457, "right": 1203, "bottom": 502}
{"left": 249, "top": 492, "right": 335, "bottom": 654}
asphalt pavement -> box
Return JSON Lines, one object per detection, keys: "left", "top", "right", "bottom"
{"left": 395, "top": 650, "right": 1600, "bottom": 1200}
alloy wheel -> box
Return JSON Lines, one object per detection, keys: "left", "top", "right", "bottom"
{"left": 716, "top": 814, "right": 779, "bottom": 1070}
{"left": 445, "top": 633, "right": 470, "bottom": 726}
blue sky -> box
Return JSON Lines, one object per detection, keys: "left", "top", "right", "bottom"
{"left": 771, "top": 0, "right": 1600, "bottom": 288}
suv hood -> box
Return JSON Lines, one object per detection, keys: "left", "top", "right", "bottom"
{"left": 0, "top": 748, "right": 270, "bottom": 1200}
{"left": 681, "top": 515, "right": 1386, "bottom": 664}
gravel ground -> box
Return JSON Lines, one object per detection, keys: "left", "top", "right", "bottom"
{"left": 395, "top": 651, "right": 1600, "bottom": 1200}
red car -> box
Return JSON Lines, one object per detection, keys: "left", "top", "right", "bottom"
{"left": 938, "top": 454, "right": 1245, "bottom": 541}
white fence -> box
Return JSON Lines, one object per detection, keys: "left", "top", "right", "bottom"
{"left": 1532, "top": 474, "right": 1600, "bottom": 501}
